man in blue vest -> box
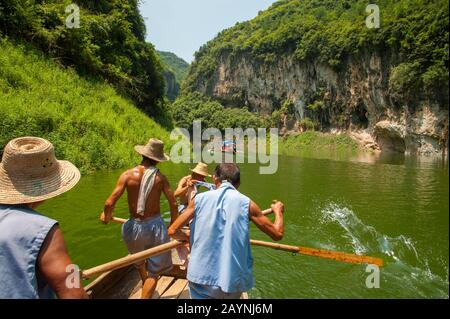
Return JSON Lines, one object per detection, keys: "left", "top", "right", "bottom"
{"left": 168, "top": 163, "right": 285, "bottom": 299}
{"left": 0, "top": 137, "right": 87, "bottom": 299}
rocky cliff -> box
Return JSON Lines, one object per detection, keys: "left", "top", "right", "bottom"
{"left": 189, "top": 49, "right": 448, "bottom": 156}
{"left": 184, "top": 0, "right": 449, "bottom": 156}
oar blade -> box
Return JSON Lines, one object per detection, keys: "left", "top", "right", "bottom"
{"left": 298, "top": 247, "right": 384, "bottom": 267}
{"left": 250, "top": 240, "right": 384, "bottom": 267}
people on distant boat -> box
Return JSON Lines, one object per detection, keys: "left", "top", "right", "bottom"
{"left": 221, "top": 140, "right": 237, "bottom": 153}
{"left": 168, "top": 163, "right": 285, "bottom": 299}
{"left": 174, "top": 162, "right": 213, "bottom": 214}
{"left": 0, "top": 137, "right": 87, "bottom": 299}
{"left": 100, "top": 138, "right": 178, "bottom": 299}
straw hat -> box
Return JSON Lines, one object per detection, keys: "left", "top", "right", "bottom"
{"left": 190, "top": 162, "right": 211, "bottom": 177}
{"left": 134, "top": 138, "right": 170, "bottom": 162}
{"left": 0, "top": 137, "right": 81, "bottom": 204}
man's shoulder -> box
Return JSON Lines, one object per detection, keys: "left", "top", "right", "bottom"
{"left": 195, "top": 188, "right": 217, "bottom": 200}
{"left": 178, "top": 175, "right": 190, "bottom": 183}
{"left": 0, "top": 205, "right": 58, "bottom": 227}
{"left": 155, "top": 171, "right": 168, "bottom": 183}
{"left": 228, "top": 188, "right": 251, "bottom": 203}
{"left": 124, "top": 167, "right": 139, "bottom": 176}
{"left": 119, "top": 167, "right": 140, "bottom": 183}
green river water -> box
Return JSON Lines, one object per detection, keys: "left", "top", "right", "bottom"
{"left": 41, "top": 151, "right": 449, "bottom": 299}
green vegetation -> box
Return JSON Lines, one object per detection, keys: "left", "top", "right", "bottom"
{"left": 280, "top": 131, "right": 361, "bottom": 155}
{"left": 299, "top": 118, "right": 317, "bottom": 131}
{"left": 186, "top": 0, "right": 449, "bottom": 99}
{"left": 0, "top": 0, "right": 166, "bottom": 116}
{"left": 157, "top": 51, "right": 190, "bottom": 101}
{"left": 157, "top": 51, "right": 190, "bottom": 84}
{"left": 171, "top": 92, "right": 268, "bottom": 132}
{"left": 0, "top": 38, "right": 171, "bottom": 173}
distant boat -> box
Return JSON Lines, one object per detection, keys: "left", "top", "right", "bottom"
{"left": 208, "top": 140, "right": 237, "bottom": 154}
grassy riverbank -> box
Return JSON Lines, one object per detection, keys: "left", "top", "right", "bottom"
{"left": 279, "top": 131, "right": 363, "bottom": 156}
{"left": 0, "top": 38, "right": 171, "bottom": 173}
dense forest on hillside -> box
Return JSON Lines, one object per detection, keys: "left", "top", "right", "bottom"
{"left": 158, "top": 51, "right": 190, "bottom": 84}
{"left": 0, "top": 0, "right": 166, "bottom": 117}
{"left": 171, "top": 92, "right": 267, "bottom": 132}
{"left": 185, "top": 0, "right": 449, "bottom": 100}
{"left": 157, "top": 51, "right": 189, "bottom": 101}
{"left": 0, "top": 39, "right": 171, "bottom": 173}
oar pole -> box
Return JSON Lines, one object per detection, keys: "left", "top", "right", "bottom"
{"left": 109, "top": 208, "right": 272, "bottom": 225}
{"left": 82, "top": 240, "right": 184, "bottom": 279}
{"left": 250, "top": 240, "right": 384, "bottom": 267}
{"left": 111, "top": 217, "right": 127, "bottom": 224}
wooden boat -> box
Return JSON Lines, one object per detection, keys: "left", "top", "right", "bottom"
{"left": 84, "top": 248, "right": 249, "bottom": 299}
{"left": 83, "top": 209, "right": 382, "bottom": 299}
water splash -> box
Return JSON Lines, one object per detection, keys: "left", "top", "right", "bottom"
{"left": 321, "top": 204, "right": 418, "bottom": 261}
{"left": 320, "top": 203, "right": 449, "bottom": 298}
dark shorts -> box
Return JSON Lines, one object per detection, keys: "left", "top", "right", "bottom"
{"left": 121, "top": 215, "right": 173, "bottom": 277}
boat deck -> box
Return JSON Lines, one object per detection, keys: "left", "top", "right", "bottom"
{"left": 130, "top": 276, "right": 190, "bottom": 299}
{"left": 84, "top": 247, "right": 249, "bottom": 299}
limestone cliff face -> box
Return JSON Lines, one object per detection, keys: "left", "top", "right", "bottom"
{"left": 190, "top": 50, "right": 449, "bottom": 156}
{"left": 162, "top": 69, "right": 180, "bottom": 101}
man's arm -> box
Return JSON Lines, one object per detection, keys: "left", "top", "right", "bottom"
{"left": 249, "top": 200, "right": 285, "bottom": 241}
{"left": 101, "top": 172, "right": 127, "bottom": 224}
{"left": 37, "top": 225, "right": 88, "bottom": 299}
{"left": 162, "top": 174, "right": 179, "bottom": 225}
{"left": 174, "top": 176, "right": 189, "bottom": 198}
{"left": 167, "top": 199, "right": 195, "bottom": 241}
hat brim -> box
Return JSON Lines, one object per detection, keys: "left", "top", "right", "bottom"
{"left": 190, "top": 169, "right": 211, "bottom": 177}
{"left": 135, "top": 145, "right": 170, "bottom": 162}
{"left": 0, "top": 161, "right": 81, "bottom": 205}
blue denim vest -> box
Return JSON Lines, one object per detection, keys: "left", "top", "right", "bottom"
{"left": 0, "top": 205, "right": 58, "bottom": 299}
{"left": 187, "top": 182, "right": 254, "bottom": 293}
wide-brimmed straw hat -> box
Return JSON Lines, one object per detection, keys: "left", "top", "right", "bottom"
{"left": 0, "top": 137, "right": 81, "bottom": 204}
{"left": 190, "top": 162, "right": 211, "bottom": 177}
{"left": 134, "top": 138, "right": 170, "bottom": 162}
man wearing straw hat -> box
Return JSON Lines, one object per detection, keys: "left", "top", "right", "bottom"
{"left": 0, "top": 137, "right": 87, "bottom": 299}
{"left": 100, "top": 138, "right": 178, "bottom": 299}
{"left": 174, "top": 162, "right": 214, "bottom": 214}
{"left": 173, "top": 162, "right": 214, "bottom": 267}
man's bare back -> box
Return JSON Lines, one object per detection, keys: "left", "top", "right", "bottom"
{"left": 102, "top": 161, "right": 178, "bottom": 225}
{"left": 125, "top": 166, "right": 167, "bottom": 219}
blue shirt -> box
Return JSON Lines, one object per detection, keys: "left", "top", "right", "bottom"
{"left": 0, "top": 205, "right": 58, "bottom": 299}
{"left": 187, "top": 182, "right": 254, "bottom": 293}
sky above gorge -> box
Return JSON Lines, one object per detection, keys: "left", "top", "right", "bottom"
{"left": 139, "top": 0, "right": 276, "bottom": 63}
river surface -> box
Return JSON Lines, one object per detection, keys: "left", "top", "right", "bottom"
{"left": 41, "top": 151, "right": 449, "bottom": 298}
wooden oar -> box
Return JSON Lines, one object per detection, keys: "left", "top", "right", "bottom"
{"left": 106, "top": 207, "right": 383, "bottom": 267}
{"left": 82, "top": 240, "right": 184, "bottom": 279}
{"left": 250, "top": 240, "right": 384, "bottom": 267}
{"left": 109, "top": 208, "right": 272, "bottom": 225}
{"left": 111, "top": 217, "right": 127, "bottom": 224}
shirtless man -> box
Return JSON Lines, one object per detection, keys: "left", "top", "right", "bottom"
{"left": 174, "top": 162, "right": 212, "bottom": 213}
{"left": 100, "top": 138, "right": 178, "bottom": 299}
